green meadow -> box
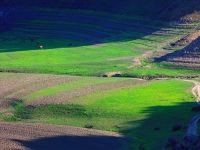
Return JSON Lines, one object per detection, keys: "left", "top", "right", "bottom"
{"left": 2, "top": 79, "right": 195, "bottom": 149}
{"left": 0, "top": 9, "right": 199, "bottom": 77}
{"left": 0, "top": 6, "right": 199, "bottom": 150}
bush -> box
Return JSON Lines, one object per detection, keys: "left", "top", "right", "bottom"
{"left": 13, "top": 101, "right": 32, "bottom": 120}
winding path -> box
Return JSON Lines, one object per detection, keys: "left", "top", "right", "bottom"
{"left": 185, "top": 80, "right": 200, "bottom": 137}
{"left": 192, "top": 81, "right": 200, "bottom": 104}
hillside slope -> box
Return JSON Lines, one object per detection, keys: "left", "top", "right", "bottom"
{"left": 0, "top": 0, "right": 200, "bottom": 21}
{"left": 0, "top": 0, "right": 200, "bottom": 76}
{"left": 156, "top": 33, "right": 200, "bottom": 69}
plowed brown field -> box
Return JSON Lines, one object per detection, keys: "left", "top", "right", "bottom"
{"left": 0, "top": 73, "right": 144, "bottom": 108}
{"left": 0, "top": 122, "right": 128, "bottom": 150}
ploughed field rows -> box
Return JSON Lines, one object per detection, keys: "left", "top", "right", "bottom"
{"left": 0, "top": 122, "right": 128, "bottom": 150}
{"left": 0, "top": 73, "right": 196, "bottom": 149}
{"left": 0, "top": 73, "right": 78, "bottom": 108}
{"left": 1, "top": 76, "right": 195, "bottom": 150}
{"left": 0, "top": 73, "right": 145, "bottom": 108}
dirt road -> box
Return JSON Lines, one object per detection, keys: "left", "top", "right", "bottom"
{"left": 192, "top": 82, "right": 200, "bottom": 104}
{"left": 0, "top": 122, "right": 128, "bottom": 150}
{"left": 186, "top": 80, "right": 200, "bottom": 137}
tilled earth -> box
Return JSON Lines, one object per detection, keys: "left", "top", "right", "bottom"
{"left": 30, "top": 79, "right": 144, "bottom": 106}
{"left": 0, "top": 73, "right": 134, "bottom": 150}
{"left": 0, "top": 73, "right": 144, "bottom": 107}
{"left": 0, "top": 73, "right": 78, "bottom": 109}
{"left": 0, "top": 122, "right": 128, "bottom": 150}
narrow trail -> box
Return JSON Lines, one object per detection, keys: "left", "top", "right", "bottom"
{"left": 184, "top": 79, "right": 200, "bottom": 137}
{"left": 184, "top": 79, "right": 200, "bottom": 103}
{"left": 129, "top": 50, "right": 155, "bottom": 68}
{"left": 192, "top": 82, "right": 200, "bottom": 104}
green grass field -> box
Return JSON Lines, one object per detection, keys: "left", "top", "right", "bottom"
{"left": 0, "top": 9, "right": 199, "bottom": 77}
{"left": 0, "top": 7, "right": 200, "bottom": 150}
{"left": 1, "top": 76, "right": 196, "bottom": 149}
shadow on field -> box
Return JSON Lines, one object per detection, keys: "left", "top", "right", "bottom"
{"left": 0, "top": 6, "right": 165, "bottom": 53}
{"left": 155, "top": 37, "right": 200, "bottom": 63}
{"left": 0, "top": 0, "right": 200, "bottom": 52}
{"left": 1, "top": 0, "right": 200, "bottom": 21}
{"left": 14, "top": 135, "right": 128, "bottom": 150}
{"left": 121, "top": 102, "right": 197, "bottom": 149}
{"left": 12, "top": 102, "right": 198, "bottom": 150}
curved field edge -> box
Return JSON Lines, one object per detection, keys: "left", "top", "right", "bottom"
{"left": 25, "top": 77, "right": 129, "bottom": 102}
{"left": 0, "top": 73, "right": 142, "bottom": 106}
{"left": 1, "top": 77, "right": 197, "bottom": 149}
{"left": 0, "top": 122, "right": 129, "bottom": 150}
{"left": 0, "top": 9, "right": 199, "bottom": 77}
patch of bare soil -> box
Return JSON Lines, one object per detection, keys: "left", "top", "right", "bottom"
{"left": 0, "top": 122, "right": 128, "bottom": 150}
{"left": 29, "top": 79, "right": 145, "bottom": 106}
{"left": 129, "top": 50, "right": 159, "bottom": 68}
{"left": 0, "top": 74, "right": 43, "bottom": 96}
{"left": 0, "top": 74, "right": 76, "bottom": 97}
{"left": 0, "top": 73, "right": 79, "bottom": 109}
{"left": 4, "top": 76, "right": 77, "bottom": 101}
{"left": 192, "top": 83, "right": 200, "bottom": 104}
{"left": 102, "top": 72, "right": 122, "bottom": 77}
{"left": 0, "top": 99, "right": 17, "bottom": 110}
{"left": 186, "top": 81, "right": 200, "bottom": 137}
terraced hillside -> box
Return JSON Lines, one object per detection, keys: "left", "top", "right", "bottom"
{"left": 10, "top": 8, "right": 160, "bottom": 45}
{"left": 0, "top": 73, "right": 143, "bottom": 108}
{"left": 156, "top": 30, "right": 200, "bottom": 69}
{"left": 0, "top": 8, "right": 200, "bottom": 77}
{"left": 0, "top": 1, "right": 200, "bottom": 150}
{"left": 1, "top": 0, "right": 200, "bottom": 21}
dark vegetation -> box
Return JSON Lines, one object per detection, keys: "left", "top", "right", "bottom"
{"left": 14, "top": 135, "right": 128, "bottom": 150}
{"left": 1, "top": 0, "right": 200, "bottom": 21}
{"left": 165, "top": 136, "right": 200, "bottom": 150}
{"left": 5, "top": 101, "right": 197, "bottom": 149}
{"left": 0, "top": 5, "right": 167, "bottom": 55}
{"left": 0, "top": 0, "right": 199, "bottom": 60}
{"left": 0, "top": 7, "right": 164, "bottom": 51}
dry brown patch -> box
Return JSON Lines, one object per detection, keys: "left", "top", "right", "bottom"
{"left": 0, "top": 73, "right": 79, "bottom": 109}
{"left": 129, "top": 50, "right": 156, "bottom": 67}
{"left": 102, "top": 72, "right": 122, "bottom": 77}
